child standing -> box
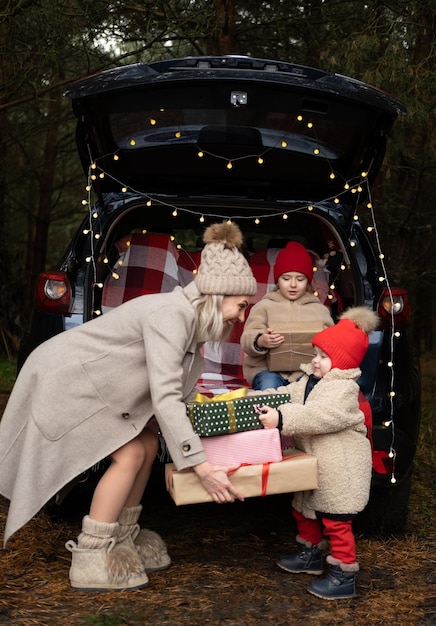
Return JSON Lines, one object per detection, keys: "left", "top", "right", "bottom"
{"left": 241, "top": 241, "right": 333, "bottom": 390}
{"left": 256, "top": 307, "right": 378, "bottom": 599}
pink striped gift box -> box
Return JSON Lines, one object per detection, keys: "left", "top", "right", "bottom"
{"left": 201, "top": 428, "right": 283, "bottom": 466}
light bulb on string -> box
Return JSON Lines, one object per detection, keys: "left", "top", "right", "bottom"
{"left": 257, "top": 157, "right": 264, "bottom": 165}
{"left": 254, "top": 218, "right": 260, "bottom": 225}
{"left": 198, "top": 151, "right": 204, "bottom": 158}
{"left": 226, "top": 161, "right": 233, "bottom": 170}
{"left": 199, "top": 215, "right": 205, "bottom": 223}
{"left": 282, "top": 213, "right": 288, "bottom": 220}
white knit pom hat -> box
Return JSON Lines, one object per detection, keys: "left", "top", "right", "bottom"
{"left": 195, "top": 221, "right": 257, "bottom": 296}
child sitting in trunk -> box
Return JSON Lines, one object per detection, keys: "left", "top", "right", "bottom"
{"left": 241, "top": 241, "right": 333, "bottom": 390}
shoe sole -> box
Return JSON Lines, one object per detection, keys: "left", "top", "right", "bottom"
{"left": 71, "top": 580, "right": 149, "bottom": 592}
{"left": 144, "top": 560, "right": 172, "bottom": 572}
{"left": 276, "top": 561, "right": 323, "bottom": 575}
{"left": 307, "top": 587, "right": 356, "bottom": 600}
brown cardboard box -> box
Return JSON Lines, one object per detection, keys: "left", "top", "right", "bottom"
{"left": 267, "top": 324, "right": 322, "bottom": 372}
{"left": 165, "top": 449, "right": 318, "bottom": 505}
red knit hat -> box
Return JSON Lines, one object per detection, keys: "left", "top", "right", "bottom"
{"left": 273, "top": 241, "right": 314, "bottom": 283}
{"left": 312, "top": 307, "right": 379, "bottom": 370}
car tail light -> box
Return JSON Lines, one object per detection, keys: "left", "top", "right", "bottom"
{"left": 35, "top": 271, "right": 73, "bottom": 314}
{"left": 377, "top": 287, "right": 411, "bottom": 329}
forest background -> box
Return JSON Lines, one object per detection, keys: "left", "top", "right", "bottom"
{"left": 0, "top": 0, "right": 435, "bottom": 359}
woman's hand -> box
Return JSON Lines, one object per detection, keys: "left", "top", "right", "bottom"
{"left": 257, "top": 328, "right": 284, "bottom": 350}
{"left": 193, "top": 461, "right": 244, "bottom": 503}
{"left": 258, "top": 406, "right": 279, "bottom": 429}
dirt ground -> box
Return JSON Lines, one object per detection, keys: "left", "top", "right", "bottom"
{"left": 0, "top": 356, "right": 435, "bottom": 626}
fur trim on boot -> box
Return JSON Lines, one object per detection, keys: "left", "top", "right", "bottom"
{"left": 66, "top": 516, "right": 149, "bottom": 591}
{"left": 118, "top": 506, "right": 172, "bottom": 572}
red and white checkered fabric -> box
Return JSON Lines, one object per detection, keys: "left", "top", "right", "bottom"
{"left": 102, "top": 233, "right": 198, "bottom": 311}
{"left": 101, "top": 233, "right": 337, "bottom": 396}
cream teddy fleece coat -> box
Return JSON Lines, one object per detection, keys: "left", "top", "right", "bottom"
{"left": 262, "top": 364, "right": 372, "bottom": 519}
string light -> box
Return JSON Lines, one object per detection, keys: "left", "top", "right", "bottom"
{"left": 82, "top": 138, "right": 399, "bottom": 483}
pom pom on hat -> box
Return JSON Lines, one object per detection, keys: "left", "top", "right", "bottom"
{"left": 273, "top": 241, "right": 314, "bottom": 283}
{"left": 312, "top": 307, "right": 380, "bottom": 370}
{"left": 195, "top": 221, "right": 257, "bottom": 296}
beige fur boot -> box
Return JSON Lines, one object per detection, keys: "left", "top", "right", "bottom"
{"left": 118, "top": 505, "right": 172, "bottom": 572}
{"left": 65, "top": 515, "right": 149, "bottom": 591}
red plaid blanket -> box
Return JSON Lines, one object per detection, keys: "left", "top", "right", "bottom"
{"left": 101, "top": 233, "right": 339, "bottom": 396}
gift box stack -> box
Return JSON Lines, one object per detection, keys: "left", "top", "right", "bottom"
{"left": 165, "top": 389, "right": 318, "bottom": 505}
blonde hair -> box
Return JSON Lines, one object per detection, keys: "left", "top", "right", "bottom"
{"left": 189, "top": 292, "right": 232, "bottom": 343}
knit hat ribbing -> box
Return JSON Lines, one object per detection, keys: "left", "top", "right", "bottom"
{"left": 312, "top": 307, "right": 379, "bottom": 370}
{"left": 273, "top": 241, "right": 314, "bottom": 283}
{"left": 194, "top": 221, "right": 257, "bottom": 296}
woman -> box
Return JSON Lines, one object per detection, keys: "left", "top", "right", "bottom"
{"left": 0, "top": 221, "right": 257, "bottom": 591}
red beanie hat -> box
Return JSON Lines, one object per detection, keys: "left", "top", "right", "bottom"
{"left": 273, "top": 241, "right": 314, "bottom": 283}
{"left": 312, "top": 307, "right": 379, "bottom": 370}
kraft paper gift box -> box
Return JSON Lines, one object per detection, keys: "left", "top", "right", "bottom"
{"left": 201, "top": 428, "right": 283, "bottom": 466}
{"left": 187, "top": 388, "right": 291, "bottom": 437}
{"left": 165, "top": 449, "right": 318, "bottom": 505}
{"left": 267, "top": 322, "right": 323, "bottom": 372}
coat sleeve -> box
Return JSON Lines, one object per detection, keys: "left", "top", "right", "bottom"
{"left": 140, "top": 304, "right": 207, "bottom": 471}
{"left": 279, "top": 379, "right": 364, "bottom": 437}
{"left": 240, "top": 300, "right": 269, "bottom": 356}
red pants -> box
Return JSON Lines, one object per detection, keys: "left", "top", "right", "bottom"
{"left": 292, "top": 508, "right": 356, "bottom": 564}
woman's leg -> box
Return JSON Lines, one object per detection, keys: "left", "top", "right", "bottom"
{"left": 89, "top": 427, "right": 158, "bottom": 523}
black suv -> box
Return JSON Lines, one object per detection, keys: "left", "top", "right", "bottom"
{"left": 20, "top": 56, "right": 420, "bottom": 533}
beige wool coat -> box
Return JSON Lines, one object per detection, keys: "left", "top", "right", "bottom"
{"left": 262, "top": 364, "right": 372, "bottom": 519}
{"left": 0, "top": 282, "right": 208, "bottom": 546}
{"left": 241, "top": 290, "right": 333, "bottom": 385}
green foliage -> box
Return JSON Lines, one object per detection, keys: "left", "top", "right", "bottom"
{"left": 0, "top": 358, "right": 16, "bottom": 393}
{"left": 0, "top": 0, "right": 435, "bottom": 351}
